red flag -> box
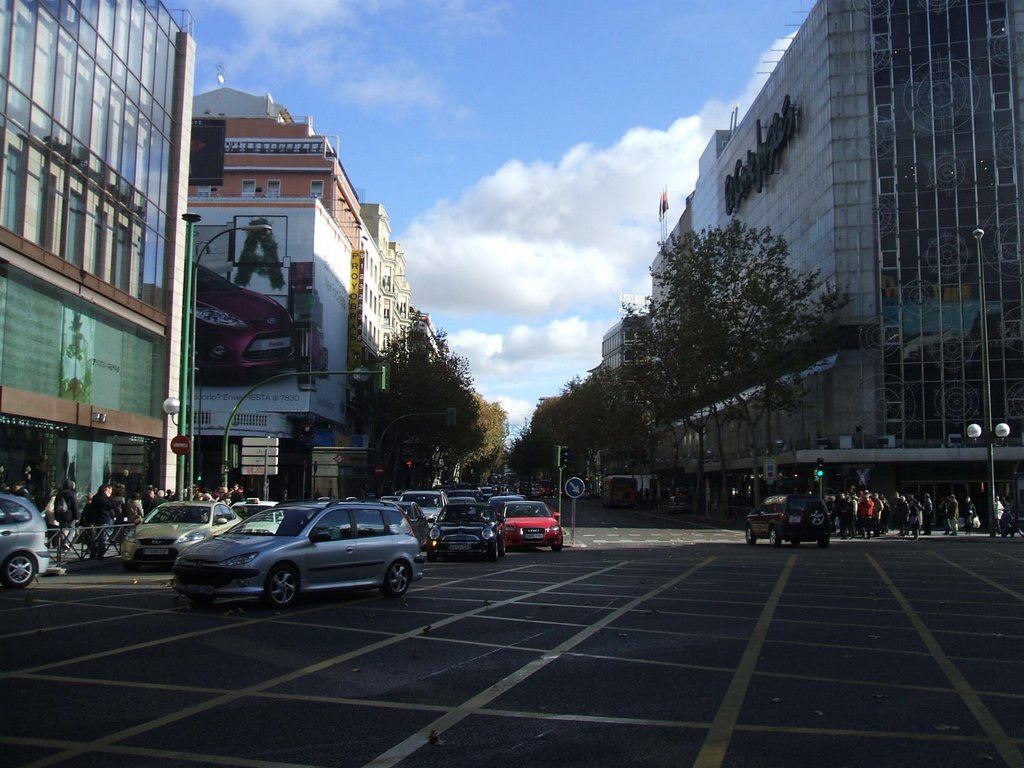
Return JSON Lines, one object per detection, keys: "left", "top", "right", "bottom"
{"left": 660, "top": 189, "right": 669, "bottom": 219}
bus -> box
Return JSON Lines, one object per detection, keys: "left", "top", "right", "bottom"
{"left": 601, "top": 475, "right": 639, "bottom": 508}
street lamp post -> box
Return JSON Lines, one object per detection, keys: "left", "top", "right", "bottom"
{"left": 967, "top": 421, "right": 1010, "bottom": 534}
{"left": 971, "top": 227, "right": 1000, "bottom": 537}
{"left": 177, "top": 214, "right": 273, "bottom": 498}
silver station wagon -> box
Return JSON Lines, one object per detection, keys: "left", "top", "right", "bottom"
{"left": 172, "top": 501, "right": 425, "bottom": 608}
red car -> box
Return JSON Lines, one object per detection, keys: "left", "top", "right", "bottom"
{"left": 501, "top": 499, "right": 563, "bottom": 551}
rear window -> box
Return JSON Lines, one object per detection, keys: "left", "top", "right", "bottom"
{"left": 383, "top": 507, "right": 413, "bottom": 536}
{"left": 786, "top": 496, "right": 828, "bottom": 515}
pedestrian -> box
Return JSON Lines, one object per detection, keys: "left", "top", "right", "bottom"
{"left": 88, "top": 484, "right": 117, "bottom": 559}
{"left": 856, "top": 490, "right": 875, "bottom": 538}
{"left": 940, "top": 495, "right": 951, "bottom": 534}
{"left": 993, "top": 496, "right": 1006, "bottom": 534}
{"left": 892, "top": 492, "right": 909, "bottom": 537}
{"left": 907, "top": 494, "right": 922, "bottom": 539}
{"left": 42, "top": 486, "right": 61, "bottom": 548}
{"left": 57, "top": 479, "right": 79, "bottom": 549}
{"left": 963, "top": 496, "right": 978, "bottom": 535}
{"left": 946, "top": 494, "right": 960, "bottom": 536}
{"left": 922, "top": 492, "right": 934, "bottom": 535}
{"left": 124, "top": 492, "right": 145, "bottom": 525}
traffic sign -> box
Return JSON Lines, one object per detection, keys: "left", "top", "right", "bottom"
{"left": 565, "top": 476, "right": 585, "bottom": 499}
{"left": 242, "top": 437, "right": 279, "bottom": 447}
{"left": 170, "top": 435, "right": 191, "bottom": 456}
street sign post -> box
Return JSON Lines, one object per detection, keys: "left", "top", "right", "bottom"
{"left": 170, "top": 435, "right": 191, "bottom": 456}
{"left": 565, "top": 476, "right": 585, "bottom": 546}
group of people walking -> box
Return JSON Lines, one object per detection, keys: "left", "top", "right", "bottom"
{"left": 827, "top": 488, "right": 1018, "bottom": 539}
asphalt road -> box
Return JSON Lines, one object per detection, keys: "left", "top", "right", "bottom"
{"left": 2, "top": 500, "right": 1023, "bottom": 768}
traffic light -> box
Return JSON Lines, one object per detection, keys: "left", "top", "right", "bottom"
{"left": 404, "top": 458, "right": 414, "bottom": 470}
{"left": 562, "top": 446, "right": 572, "bottom": 468}
{"left": 814, "top": 457, "right": 825, "bottom": 478}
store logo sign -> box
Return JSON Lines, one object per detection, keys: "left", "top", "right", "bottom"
{"left": 724, "top": 95, "right": 798, "bottom": 215}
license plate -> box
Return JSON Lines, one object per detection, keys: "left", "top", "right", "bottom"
{"left": 249, "top": 336, "right": 291, "bottom": 352}
{"left": 524, "top": 533, "right": 544, "bottom": 540}
{"left": 449, "top": 543, "right": 471, "bottom": 551}
{"left": 788, "top": 515, "right": 802, "bottom": 524}
{"left": 143, "top": 547, "right": 170, "bottom": 555}
{"left": 186, "top": 584, "right": 214, "bottom": 596}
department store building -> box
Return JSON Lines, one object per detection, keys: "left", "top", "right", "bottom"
{"left": 667, "top": 0, "right": 1024, "bottom": 512}
{"left": 0, "top": 2, "right": 195, "bottom": 506}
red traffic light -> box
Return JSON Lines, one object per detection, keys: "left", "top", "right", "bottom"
{"left": 404, "top": 459, "right": 414, "bottom": 469}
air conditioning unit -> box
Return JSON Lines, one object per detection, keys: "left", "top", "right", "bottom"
{"left": 948, "top": 434, "right": 963, "bottom": 447}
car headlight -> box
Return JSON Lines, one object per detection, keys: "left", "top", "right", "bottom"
{"left": 481, "top": 527, "right": 495, "bottom": 540}
{"left": 219, "top": 552, "right": 259, "bottom": 567}
{"left": 177, "top": 529, "right": 209, "bottom": 545}
{"left": 125, "top": 527, "right": 137, "bottom": 542}
{"left": 429, "top": 525, "right": 441, "bottom": 540}
{"left": 196, "top": 302, "right": 248, "bottom": 328}
{"left": 550, "top": 526, "right": 561, "bottom": 533}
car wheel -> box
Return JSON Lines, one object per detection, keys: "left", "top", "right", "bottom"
{"left": 486, "top": 542, "right": 499, "bottom": 562}
{"left": 1, "top": 552, "right": 37, "bottom": 588}
{"left": 498, "top": 539, "right": 506, "bottom": 557}
{"left": 745, "top": 525, "right": 757, "bottom": 545}
{"left": 426, "top": 549, "right": 437, "bottom": 562}
{"left": 381, "top": 560, "right": 411, "bottom": 597}
{"left": 262, "top": 564, "right": 299, "bottom": 608}
{"left": 123, "top": 561, "right": 141, "bottom": 572}
{"left": 791, "top": 539, "right": 801, "bottom": 546}
{"left": 817, "top": 536, "right": 831, "bottom": 548}
{"left": 769, "top": 526, "right": 783, "bottom": 548}
{"left": 552, "top": 542, "right": 563, "bottom": 551}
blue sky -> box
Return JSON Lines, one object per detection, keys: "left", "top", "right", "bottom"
{"left": 188, "top": 0, "right": 799, "bottom": 430}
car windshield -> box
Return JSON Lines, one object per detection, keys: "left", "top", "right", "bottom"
{"left": 144, "top": 505, "right": 211, "bottom": 525}
{"left": 438, "top": 504, "right": 493, "bottom": 524}
{"left": 504, "top": 503, "right": 549, "bottom": 518}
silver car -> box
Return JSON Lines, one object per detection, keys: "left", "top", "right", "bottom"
{"left": 0, "top": 493, "right": 50, "bottom": 588}
{"left": 172, "top": 501, "right": 424, "bottom": 608}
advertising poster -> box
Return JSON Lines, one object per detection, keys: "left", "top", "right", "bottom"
{"left": 193, "top": 209, "right": 350, "bottom": 431}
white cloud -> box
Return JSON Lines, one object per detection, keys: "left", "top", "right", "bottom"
{"left": 401, "top": 37, "right": 794, "bottom": 428}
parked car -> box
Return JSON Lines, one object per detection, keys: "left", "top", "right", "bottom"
{"left": 745, "top": 493, "right": 832, "bottom": 548}
{"left": 399, "top": 490, "right": 448, "bottom": 522}
{"left": 0, "top": 493, "right": 50, "bottom": 588}
{"left": 501, "top": 499, "right": 564, "bottom": 551}
{"left": 487, "top": 494, "right": 526, "bottom": 516}
{"left": 427, "top": 501, "right": 505, "bottom": 562}
{"left": 122, "top": 500, "right": 240, "bottom": 571}
{"left": 172, "top": 501, "right": 424, "bottom": 608}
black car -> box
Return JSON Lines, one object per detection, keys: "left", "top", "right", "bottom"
{"left": 745, "top": 493, "right": 832, "bottom": 548}
{"left": 427, "top": 502, "right": 505, "bottom": 561}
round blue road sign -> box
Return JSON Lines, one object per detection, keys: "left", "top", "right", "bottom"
{"left": 565, "top": 476, "right": 585, "bottom": 499}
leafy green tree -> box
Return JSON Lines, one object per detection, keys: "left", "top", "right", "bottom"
{"left": 641, "top": 220, "right": 845, "bottom": 508}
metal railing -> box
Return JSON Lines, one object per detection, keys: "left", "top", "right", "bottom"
{"left": 46, "top": 523, "right": 135, "bottom": 566}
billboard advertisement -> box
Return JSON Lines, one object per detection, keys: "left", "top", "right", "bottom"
{"left": 192, "top": 209, "right": 351, "bottom": 431}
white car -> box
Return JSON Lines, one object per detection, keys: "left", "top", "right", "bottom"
{"left": 122, "top": 501, "right": 240, "bottom": 571}
{"left": 399, "top": 490, "right": 448, "bottom": 522}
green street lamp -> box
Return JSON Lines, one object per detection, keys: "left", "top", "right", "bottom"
{"left": 176, "top": 214, "right": 273, "bottom": 498}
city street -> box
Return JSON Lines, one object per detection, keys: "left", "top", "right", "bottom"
{"left": 2, "top": 501, "right": 1023, "bottom": 768}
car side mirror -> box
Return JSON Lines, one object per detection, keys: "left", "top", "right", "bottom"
{"left": 214, "top": 517, "right": 227, "bottom": 526}
{"left": 309, "top": 530, "right": 331, "bottom": 543}
{"left": 553, "top": 511, "right": 560, "bottom": 521}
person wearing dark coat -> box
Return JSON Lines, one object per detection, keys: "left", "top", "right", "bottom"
{"left": 89, "top": 484, "right": 117, "bottom": 559}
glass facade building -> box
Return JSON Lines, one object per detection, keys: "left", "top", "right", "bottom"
{"left": 672, "top": 0, "right": 1024, "bottom": 510}
{"left": 0, "top": 0, "right": 194, "bottom": 506}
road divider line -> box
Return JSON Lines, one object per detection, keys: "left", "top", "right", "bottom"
{"left": 869, "top": 553, "right": 1024, "bottom": 767}
{"left": 692, "top": 554, "right": 796, "bottom": 768}
{"left": 362, "top": 556, "right": 719, "bottom": 768}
